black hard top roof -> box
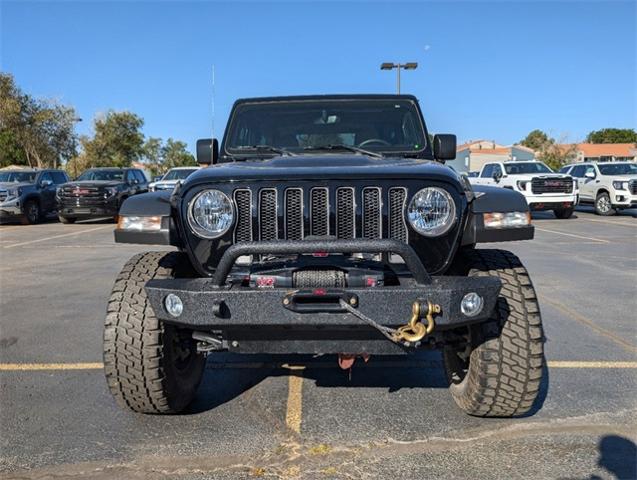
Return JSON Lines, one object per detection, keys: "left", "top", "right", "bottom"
{"left": 233, "top": 94, "right": 419, "bottom": 104}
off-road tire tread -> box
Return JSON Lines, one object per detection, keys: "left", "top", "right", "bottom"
{"left": 444, "top": 249, "right": 545, "bottom": 417}
{"left": 103, "top": 251, "right": 202, "bottom": 414}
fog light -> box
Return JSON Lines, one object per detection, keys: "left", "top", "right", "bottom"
{"left": 164, "top": 294, "right": 183, "bottom": 317}
{"left": 461, "top": 292, "right": 483, "bottom": 317}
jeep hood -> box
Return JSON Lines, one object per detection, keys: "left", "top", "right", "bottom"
{"left": 184, "top": 154, "right": 460, "bottom": 186}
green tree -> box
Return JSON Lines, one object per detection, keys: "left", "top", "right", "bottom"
{"left": 519, "top": 129, "right": 552, "bottom": 151}
{"left": 537, "top": 141, "right": 577, "bottom": 171}
{"left": 80, "top": 111, "right": 145, "bottom": 168}
{"left": 0, "top": 73, "right": 78, "bottom": 168}
{"left": 142, "top": 136, "right": 163, "bottom": 176}
{"left": 162, "top": 138, "right": 196, "bottom": 169}
{"left": 585, "top": 128, "right": 637, "bottom": 144}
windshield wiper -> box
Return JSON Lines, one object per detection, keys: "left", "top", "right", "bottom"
{"left": 303, "top": 144, "right": 384, "bottom": 159}
{"left": 234, "top": 145, "right": 296, "bottom": 157}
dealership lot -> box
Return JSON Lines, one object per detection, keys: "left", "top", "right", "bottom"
{"left": 1, "top": 209, "right": 636, "bottom": 479}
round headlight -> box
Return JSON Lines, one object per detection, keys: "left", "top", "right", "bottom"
{"left": 188, "top": 189, "right": 234, "bottom": 239}
{"left": 407, "top": 187, "right": 456, "bottom": 237}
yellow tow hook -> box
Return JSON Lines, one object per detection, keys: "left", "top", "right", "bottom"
{"left": 393, "top": 300, "right": 441, "bottom": 344}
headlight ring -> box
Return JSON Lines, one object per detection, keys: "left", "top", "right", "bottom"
{"left": 187, "top": 189, "right": 235, "bottom": 239}
{"left": 407, "top": 187, "right": 456, "bottom": 237}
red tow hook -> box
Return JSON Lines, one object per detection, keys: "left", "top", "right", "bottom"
{"left": 338, "top": 353, "right": 370, "bottom": 371}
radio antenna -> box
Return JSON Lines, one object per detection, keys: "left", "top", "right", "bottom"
{"left": 211, "top": 64, "right": 216, "bottom": 140}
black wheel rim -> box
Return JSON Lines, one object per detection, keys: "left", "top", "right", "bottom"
{"left": 27, "top": 203, "right": 38, "bottom": 223}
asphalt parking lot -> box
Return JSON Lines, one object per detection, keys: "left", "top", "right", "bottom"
{"left": 1, "top": 208, "right": 636, "bottom": 480}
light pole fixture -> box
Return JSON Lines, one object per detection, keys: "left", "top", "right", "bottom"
{"left": 380, "top": 62, "right": 418, "bottom": 94}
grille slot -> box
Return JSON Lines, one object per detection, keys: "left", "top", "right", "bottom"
{"left": 310, "top": 188, "right": 329, "bottom": 236}
{"left": 531, "top": 177, "right": 573, "bottom": 194}
{"left": 0, "top": 189, "right": 7, "bottom": 202}
{"left": 388, "top": 187, "right": 408, "bottom": 243}
{"left": 285, "top": 188, "right": 304, "bottom": 240}
{"left": 336, "top": 187, "right": 355, "bottom": 239}
{"left": 362, "top": 187, "right": 382, "bottom": 239}
{"left": 234, "top": 189, "right": 253, "bottom": 242}
{"left": 259, "top": 189, "right": 277, "bottom": 240}
{"left": 630, "top": 180, "right": 637, "bottom": 195}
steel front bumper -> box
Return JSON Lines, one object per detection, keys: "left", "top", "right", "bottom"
{"left": 144, "top": 240, "right": 502, "bottom": 354}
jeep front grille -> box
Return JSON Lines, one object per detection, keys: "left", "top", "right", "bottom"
{"left": 531, "top": 177, "right": 573, "bottom": 195}
{"left": 234, "top": 185, "right": 408, "bottom": 246}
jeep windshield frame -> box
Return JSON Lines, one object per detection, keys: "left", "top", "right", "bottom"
{"left": 221, "top": 96, "right": 431, "bottom": 161}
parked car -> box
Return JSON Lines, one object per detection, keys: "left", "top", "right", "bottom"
{"left": 469, "top": 160, "right": 577, "bottom": 218}
{"left": 0, "top": 168, "right": 69, "bottom": 224}
{"left": 560, "top": 162, "right": 637, "bottom": 215}
{"left": 148, "top": 166, "right": 200, "bottom": 192}
{"left": 104, "top": 94, "right": 545, "bottom": 418}
{"left": 57, "top": 167, "right": 148, "bottom": 223}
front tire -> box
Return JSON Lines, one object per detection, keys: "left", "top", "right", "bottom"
{"left": 554, "top": 207, "right": 573, "bottom": 219}
{"left": 443, "top": 249, "right": 545, "bottom": 417}
{"left": 23, "top": 200, "right": 41, "bottom": 224}
{"left": 103, "top": 252, "right": 205, "bottom": 414}
{"left": 594, "top": 192, "right": 614, "bottom": 216}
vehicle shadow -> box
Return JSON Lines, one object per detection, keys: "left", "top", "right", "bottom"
{"left": 559, "top": 435, "right": 637, "bottom": 480}
{"left": 594, "top": 435, "right": 637, "bottom": 479}
{"left": 186, "top": 351, "right": 448, "bottom": 414}
{"left": 576, "top": 205, "right": 637, "bottom": 218}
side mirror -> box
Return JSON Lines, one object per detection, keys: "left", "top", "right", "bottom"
{"left": 40, "top": 179, "right": 53, "bottom": 188}
{"left": 433, "top": 134, "right": 457, "bottom": 162}
{"left": 584, "top": 171, "right": 595, "bottom": 179}
{"left": 196, "top": 138, "right": 219, "bottom": 165}
{"left": 493, "top": 171, "right": 503, "bottom": 183}
{"left": 153, "top": 176, "right": 163, "bottom": 182}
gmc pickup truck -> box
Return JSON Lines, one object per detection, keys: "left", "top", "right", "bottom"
{"left": 469, "top": 161, "right": 577, "bottom": 219}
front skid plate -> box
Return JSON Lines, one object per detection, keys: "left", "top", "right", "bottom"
{"left": 145, "top": 276, "right": 501, "bottom": 329}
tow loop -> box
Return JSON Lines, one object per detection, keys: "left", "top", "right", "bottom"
{"left": 338, "top": 299, "right": 440, "bottom": 347}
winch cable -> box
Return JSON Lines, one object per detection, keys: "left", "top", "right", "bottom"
{"left": 338, "top": 299, "right": 410, "bottom": 345}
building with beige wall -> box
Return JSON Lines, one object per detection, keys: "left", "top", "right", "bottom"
{"left": 447, "top": 140, "right": 536, "bottom": 173}
{"left": 562, "top": 143, "right": 637, "bottom": 163}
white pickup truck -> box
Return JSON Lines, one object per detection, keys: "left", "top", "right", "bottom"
{"left": 469, "top": 161, "right": 577, "bottom": 218}
{"left": 559, "top": 161, "right": 637, "bottom": 215}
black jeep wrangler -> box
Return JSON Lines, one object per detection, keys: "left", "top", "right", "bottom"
{"left": 105, "top": 95, "right": 544, "bottom": 417}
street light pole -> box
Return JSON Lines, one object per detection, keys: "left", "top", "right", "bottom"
{"left": 380, "top": 62, "right": 418, "bottom": 94}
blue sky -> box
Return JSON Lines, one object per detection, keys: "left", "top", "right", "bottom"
{"left": 2, "top": 1, "right": 635, "bottom": 151}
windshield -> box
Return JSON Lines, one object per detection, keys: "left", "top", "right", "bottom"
{"left": 0, "top": 171, "right": 37, "bottom": 183}
{"left": 162, "top": 168, "right": 197, "bottom": 181}
{"left": 77, "top": 169, "right": 124, "bottom": 181}
{"left": 504, "top": 162, "right": 553, "bottom": 174}
{"left": 598, "top": 163, "right": 637, "bottom": 176}
{"left": 224, "top": 99, "right": 427, "bottom": 156}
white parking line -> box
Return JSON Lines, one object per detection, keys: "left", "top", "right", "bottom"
{"left": 535, "top": 227, "right": 610, "bottom": 244}
{"left": 2, "top": 226, "right": 112, "bottom": 249}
